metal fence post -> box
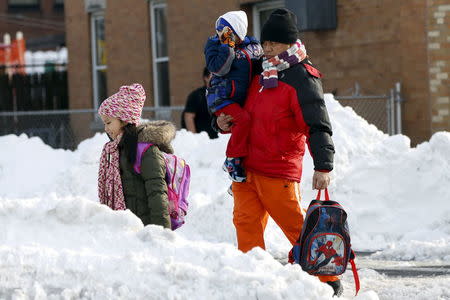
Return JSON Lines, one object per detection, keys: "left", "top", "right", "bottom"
{"left": 386, "top": 89, "right": 392, "bottom": 135}
{"left": 389, "top": 89, "right": 395, "bottom": 135}
{"left": 58, "top": 123, "right": 65, "bottom": 149}
{"left": 395, "top": 82, "right": 402, "bottom": 134}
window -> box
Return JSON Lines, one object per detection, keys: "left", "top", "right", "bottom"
{"left": 252, "top": 0, "right": 285, "bottom": 40}
{"left": 8, "top": 0, "right": 40, "bottom": 10}
{"left": 54, "top": 0, "right": 64, "bottom": 10}
{"left": 91, "top": 13, "right": 107, "bottom": 108}
{"left": 150, "top": 1, "right": 170, "bottom": 107}
{"left": 286, "top": 0, "right": 337, "bottom": 31}
{"left": 253, "top": 0, "right": 337, "bottom": 36}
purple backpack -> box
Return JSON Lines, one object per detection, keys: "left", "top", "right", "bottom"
{"left": 133, "top": 142, "right": 190, "bottom": 230}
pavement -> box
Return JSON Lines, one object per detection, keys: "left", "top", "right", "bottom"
{"left": 356, "top": 251, "right": 450, "bottom": 277}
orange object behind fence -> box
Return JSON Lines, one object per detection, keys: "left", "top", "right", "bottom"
{"left": 0, "top": 46, "right": 5, "bottom": 65}
{"left": 1, "top": 32, "right": 26, "bottom": 75}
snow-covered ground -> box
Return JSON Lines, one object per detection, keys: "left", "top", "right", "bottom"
{"left": 0, "top": 95, "right": 449, "bottom": 299}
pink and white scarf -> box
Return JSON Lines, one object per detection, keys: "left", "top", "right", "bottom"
{"left": 98, "top": 134, "right": 126, "bottom": 210}
{"left": 261, "top": 39, "right": 307, "bottom": 89}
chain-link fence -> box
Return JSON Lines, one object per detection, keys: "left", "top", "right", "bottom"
{"left": 335, "top": 83, "right": 403, "bottom": 135}
{"left": 1, "top": 83, "right": 403, "bottom": 150}
{"left": 334, "top": 96, "right": 389, "bottom": 133}
{"left": 0, "top": 107, "right": 185, "bottom": 150}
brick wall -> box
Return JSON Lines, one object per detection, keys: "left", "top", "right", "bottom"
{"left": 105, "top": 0, "right": 153, "bottom": 105}
{"left": 64, "top": 0, "right": 259, "bottom": 108}
{"left": 427, "top": 0, "right": 450, "bottom": 134}
{"left": 399, "top": 0, "right": 432, "bottom": 145}
{"left": 166, "top": 0, "right": 437, "bottom": 144}
{"left": 166, "top": 0, "right": 260, "bottom": 106}
{"left": 65, "top": 0, "right": 93, "bottom": 142}
{"left": 302, "top": 0, "right": 401, "bottom": 96}
{"left": 66, "top": 0, "right": 153, "bottom": 109}
{"left": 65, "top": 0, "right": 92, "bottom": 109}
{"left": 64, "top": 0, "right": 449, "bottom": 145}
{"left": 167, "top": 0, "right": 235, "bottom": 106}
{"left": 300, "top": 0, "right": 432, "bottom": 145}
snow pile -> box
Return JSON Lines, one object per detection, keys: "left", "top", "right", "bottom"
{"left": 0, "top": 195, "right": 338, "bottom": 299}
{"left": 24, "top": 47, "right": 67, "bottom": 74}
{"left": 325, "top": 96, "right": 450, "bottom": 260}
{"left": 175, "top": 95, "right": 450, "bottom": 262}
{"left": 1, "top": 95, "right": 449, "bottom": 262}
{"left": 0, "top": 134, "right": 73, "bottom": 198}
{"left": 1, "top": 94, "right": 449, "bottom": 297}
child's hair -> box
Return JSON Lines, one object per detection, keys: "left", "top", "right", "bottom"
{"left": 120, "top": 123, "right": 139, "bottom": 166}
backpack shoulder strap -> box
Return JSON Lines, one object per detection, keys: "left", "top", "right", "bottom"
{"left": 133, "top": 142, "right": 154, "bottom": 174}
{"left": 350, "top": 250, "right": 360, "bottom": 296}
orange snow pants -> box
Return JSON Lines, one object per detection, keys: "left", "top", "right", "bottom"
{"left": 232, "top": 170, "right": 338, "bottom": 283}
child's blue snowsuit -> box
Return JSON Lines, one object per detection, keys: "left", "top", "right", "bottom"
{"left": 204, "top": 35, "right": 262, "bottom": 113}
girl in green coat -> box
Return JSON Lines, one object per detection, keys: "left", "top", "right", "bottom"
{"left": 97, "top": 83, "right": 173, "bottom": 229}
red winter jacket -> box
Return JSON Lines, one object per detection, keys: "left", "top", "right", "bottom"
{"left": 243, "top": 61, "right": 335, "bottom": 182}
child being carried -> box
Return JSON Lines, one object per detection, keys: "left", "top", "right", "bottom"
{"left": 204, "top": 10, "right": 263, "bottom": 184}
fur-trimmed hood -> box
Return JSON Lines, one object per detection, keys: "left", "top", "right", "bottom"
{"left": 137, "top": 120, "right": 176, "bottom": 154}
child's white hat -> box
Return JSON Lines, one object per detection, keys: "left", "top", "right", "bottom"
{"left": 216, "top": 10, "right": 248, "bottom": 41}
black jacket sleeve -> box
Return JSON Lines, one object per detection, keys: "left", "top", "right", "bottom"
{"left": 287, "top": 62, "right": 335, "bottom": 171}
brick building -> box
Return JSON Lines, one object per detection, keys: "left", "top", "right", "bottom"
{"left": 0, "top": 0, "right": 65, "bottom": 50}
{"left": 65, "top": 0, "right": 449, "bottom": 145}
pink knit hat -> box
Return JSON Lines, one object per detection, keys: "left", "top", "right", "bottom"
{"left": 98, "top": 83, "right": 146, "bottom": 125}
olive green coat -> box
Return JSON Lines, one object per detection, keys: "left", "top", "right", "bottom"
{"left": 119, "top": 120, "right": 176, "bottom": 229}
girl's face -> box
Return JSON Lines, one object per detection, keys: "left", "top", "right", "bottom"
{"left": 100, "top": 115, "right": 126, "bottom": 140}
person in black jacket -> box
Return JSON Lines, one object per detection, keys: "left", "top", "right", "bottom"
{"left": 182, "top": 67, "right": 218, "bottom": 139}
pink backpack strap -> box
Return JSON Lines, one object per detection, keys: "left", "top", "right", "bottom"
{"left": 134, "top": 142, "right": 154, "bottom": 174}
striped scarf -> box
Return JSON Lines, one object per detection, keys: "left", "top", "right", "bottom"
{"left": 98, "top": 133, "right": 126, "bottom": 211}
{"left": 261, "top": 39, "right": 307, "bottom": 89}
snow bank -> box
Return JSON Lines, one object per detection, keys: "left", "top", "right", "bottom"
{"left": 0, "top": 195, "right": 337, "bottom": 299}
{"left": 325, "top": 96, "right": 450, "bottom": 259}
{"left": 1, "top": 96, "right": 449, "bottom": 262}
{"left": 0, "top": 134, "right": 73, "bottom": 198}
{"left": 1, "top": 94, "right": 449, "bottom": 297}
{"left": 175, "top": 95, "right": 450, "bottom": 262}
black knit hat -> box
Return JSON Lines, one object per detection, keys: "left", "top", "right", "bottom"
{"left": 260, "top": 8, "right": 299, "bottom": 44}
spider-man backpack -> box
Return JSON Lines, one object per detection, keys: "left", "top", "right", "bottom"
{"left": 289, "top": 189, "right": 360, "bottom": 295}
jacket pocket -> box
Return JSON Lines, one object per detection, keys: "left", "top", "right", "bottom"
{"left": 274, "top": 116, "right": 304, "bottom": 159}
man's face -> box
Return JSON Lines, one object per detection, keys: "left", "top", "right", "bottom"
{"left": 262, "top": 41, "right": 291, "bottom": 59}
